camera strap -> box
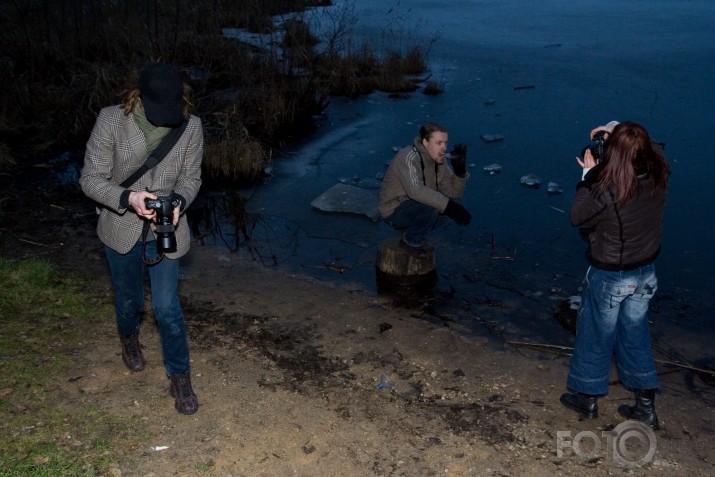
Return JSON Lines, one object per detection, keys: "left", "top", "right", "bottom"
{"left": 120, "top": 119, "right": 188, "bottom": 188}
{"left": 124, "top": 120, "right": 187, "bottom": 265}
{"left": 413, "top": 146, "right": 439, "bottom": 190}
{"left": 141, "top": 222, "right": 164, "bottom": 266}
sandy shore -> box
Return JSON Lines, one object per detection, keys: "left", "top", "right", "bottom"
{"left": 2, "top": 171, "right": 714, "bottom": 476}
{"left": 51, "top": 237, "right": 715, "bottom": 476}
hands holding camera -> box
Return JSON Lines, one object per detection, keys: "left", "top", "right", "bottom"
{"left": 577, "top": 123, "right": 615, "bottom": 169}
{"left": 590, "top": 120, "right": 618, "bottom": 141}
{"left": 128, "top": 190, "right": 180, "bottom": 225}
{"left": 449, "top": 143, "right": 468, "bottom": 178}
{"left": 128, "top": 191, "right": 158, "bottom": 219}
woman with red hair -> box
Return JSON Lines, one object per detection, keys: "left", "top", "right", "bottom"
{"left": 560, "top": 121, "right": 669, "bottom": 430}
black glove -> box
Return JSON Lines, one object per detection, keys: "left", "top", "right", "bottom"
{"left": 450, "top": 143, "right": 468, "bottom": 177}
{"left": 444, "top": 200, "right": 471, "bottom": 226}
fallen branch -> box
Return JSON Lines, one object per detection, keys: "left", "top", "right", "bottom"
{"left": 301, "top": 262, "right": 352, "bottom": 274}
{"left": 654, "top": 359, "right": 715, "bottom": 377}
{"left": 507, "top": 340, "right": 572, "bottom": 351}
{"left": 506, "top": 340, "right": 715, "bottom": 377}
{"left": 19, "top": 238, "right": 48, "bottom": 246}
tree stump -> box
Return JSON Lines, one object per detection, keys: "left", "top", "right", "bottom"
{"left": 376, "top": 237, "right": 437, "bottom": 292}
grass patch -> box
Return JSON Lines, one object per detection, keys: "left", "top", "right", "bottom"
{"left": 0, "top": 258, "right": 144, "bottom": 476}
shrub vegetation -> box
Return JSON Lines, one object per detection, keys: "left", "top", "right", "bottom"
{"left": 0, "top": 0, "right": 436, "bottom": 184}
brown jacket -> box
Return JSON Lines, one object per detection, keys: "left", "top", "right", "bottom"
{"left": 571, "top": 159, "right": 668, "bottom": 271}
{"left": 80, "top": 105, "right": 203, "bottom": 257}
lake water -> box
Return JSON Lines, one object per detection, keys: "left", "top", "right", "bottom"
{"left": 206, "top": 0, "right": 715, "bottom": 367}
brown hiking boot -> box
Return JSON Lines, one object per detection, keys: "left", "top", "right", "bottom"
{"left": 170, "top": 372, "right": 199, "bottom": 415}
{"left": 120, "top": 332, "right": 146, "bottom": 372}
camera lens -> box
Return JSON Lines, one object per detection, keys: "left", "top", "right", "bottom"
{"left": 156, "top": 234, "right": 177, "bottom": 253}
{"left": 154, "top": 223, "right": 177, "bottom": 253}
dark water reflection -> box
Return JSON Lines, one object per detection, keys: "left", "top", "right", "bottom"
{"left": 196, "top": 0, "right": 715, "bottom": 373}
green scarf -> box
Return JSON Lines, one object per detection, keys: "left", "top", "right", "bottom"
{"left": 132, "top": 101, "right": 170, "bottom": 154}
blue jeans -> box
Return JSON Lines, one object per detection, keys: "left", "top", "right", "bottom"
{"left": 384, "top": 199, "right": 440, "bottom": 246}
{"left": 105, "top": 241, "right": 190, "bottom": 375}
{"left": 567, "top": 264, "right": 659, "bottom": 395}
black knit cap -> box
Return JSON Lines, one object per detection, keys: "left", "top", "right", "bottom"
{"left": 138, "top": 63, "right": 184, "bottom": 126}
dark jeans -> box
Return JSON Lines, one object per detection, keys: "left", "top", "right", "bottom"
{"left": 567, "top": 264, "right": 659, "bottom": 395}
{"left": 384, "top": 199, "right": 440, "bottom": 247}
{"left": 105, "top": 241, "right": 190, "bottom": 375}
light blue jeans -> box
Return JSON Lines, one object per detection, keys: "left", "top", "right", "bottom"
{"left": 384, "top": 199, "right": 440, "bottom": 246}
{"left": 567, "top": 264, "right": 659, "bottom": 395}
{"left": 105, "top": 241, "right": 190, "bottom": 375}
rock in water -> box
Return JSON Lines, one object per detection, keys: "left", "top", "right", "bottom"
{"left": 554, "top": 298, "right": 578, "bottom": 334}
{"left": 547, "top": 181, "right": 563, "bottom": 194}
{"left": 520, "top": 173, "right": 541, "bottom": 188}
{"left": 483, "top": 163, "right": 503, "bottom": 175}
{"left": 311, "top": 183, "right": 380, "bottom": 221}
{"left": 480, "top": 134, "right": 504, "bottom": 143}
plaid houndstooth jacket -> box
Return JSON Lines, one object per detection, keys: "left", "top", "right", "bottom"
{"left": 80, "top": 105, "right": 203, "bottom": 257}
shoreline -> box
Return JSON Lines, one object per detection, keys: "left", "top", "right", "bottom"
{"left": 2, "top": 168, "right": 714, "bottom": 475}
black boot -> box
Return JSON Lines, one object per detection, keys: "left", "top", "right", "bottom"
{"left": 618, "top": 389, "right": 659, "bottom": 430}
{"left": 120, "top": 332, "right": 146, "bottom": 372}
{"left": 560, "top": 392, "right": 598, "bottom": 419}
{"left": 170, "top": 372, "right": 199, "bottom": 415}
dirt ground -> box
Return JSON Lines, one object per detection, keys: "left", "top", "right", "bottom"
{"left": 2, "top": 166, "right": 714, "bottom": 477}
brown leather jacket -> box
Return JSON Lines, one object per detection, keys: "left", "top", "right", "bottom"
{"left": 571, "top": 160, "right": 668, "bottom": 271}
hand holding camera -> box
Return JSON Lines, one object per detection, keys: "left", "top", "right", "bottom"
{"left": 577, "top": 149, "right": 598, "bottom": 169}
{"left": 449, "top": 143, "right": 468, "bottom": 177}
{"left": 580, "top": 130, "right": 608, "bottom": 165}
{"left": 128, "top": 190, "right": 158, "bottom": 219}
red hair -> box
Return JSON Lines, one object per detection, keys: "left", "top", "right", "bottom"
{"left": 598, "top": 121, "right": 669, "bottom": 204}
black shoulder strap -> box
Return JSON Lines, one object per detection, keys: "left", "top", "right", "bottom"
{"left": 120, "top": 119, "right": 188, "bottom": 188}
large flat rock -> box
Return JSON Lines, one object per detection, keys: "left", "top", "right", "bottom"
{"left": 310, "top": 183, "right": 380, "bottom": 222}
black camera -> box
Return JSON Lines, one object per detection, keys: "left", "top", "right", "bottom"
{"left": 581, "top": 130, "right": 608, "bottom": 163}
{"left": 144, "top": 196, "right": 181, "bottom": 253}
